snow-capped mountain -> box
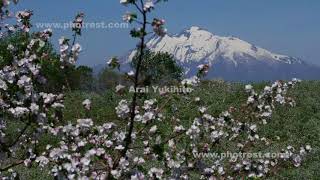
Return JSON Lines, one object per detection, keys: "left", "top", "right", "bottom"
{"left": 125, "top": 26, "right": 320, "bottom": 81}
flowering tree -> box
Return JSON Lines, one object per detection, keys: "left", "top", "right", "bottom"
{"left": 0, "top": 1, "right": 81, "bottom": 178}
{"left": 0, "top": 0, "right": 313, "bottom": 179}
{"left": 0, "top": 9, "right": 63, "bottom": 180}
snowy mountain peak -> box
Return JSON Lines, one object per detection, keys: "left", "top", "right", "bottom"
{"left": 124, "top": 26, "right": 320, "bottom": 81}
{"left": 139, "top": 26, "right": 302, "bottom": 66}
{"left": 184, "top": 26, "right": 206, "bottom": 35}
{"left": 187, "top": 26, "right": 201, "bottom": 32}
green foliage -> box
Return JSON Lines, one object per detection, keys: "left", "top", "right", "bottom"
{"left": 74, "top": 66, "right": 94, "bottom": 90}
{"left": 131, "top": 49, "right": 183, "bottom": 85}
{"left": 59, "top": 65, "right": 94, "bottom": 91}
{"left": 0, "top": 32, "right": 33, "bottom": 66}
{"left": 96, "top": 68, "right": 127, "bottom": 91}
{"left": 126, "top": 12, "right": 137, "bottom": 23}
{"left": 130, "top": 28, "right": 147, "bottom": 38}
{"left": 107, "top": 56, "right": 120, "bottom": 70}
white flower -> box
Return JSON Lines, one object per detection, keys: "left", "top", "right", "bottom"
{"left": 119, "top": 157, "right": 129, "bottom": 168}
{"left": 17, "top": 75, "right": 31, "bottom": 87}
{"left": 199, "top": 107, "right": 207, "bottom": 114}
{"left": 105, "top": 140, "right": 113, "bottom": 148}
{"left": 2, "top": 0, "right": 10, "bottom": 7}
{"left": 148, "top": 167, "right": 164, "bottom": 179}
{"left": 149, "top": 125, "right": 157, "bottom": 134}
{"left": 131, "top": 172, "right": 145, "bottom": 180}
{"left": 71, "top": 43, "right": 82, "bottom": 53}
{"left": 30, "top": 103, "right": 39, "bottom": 114}
{"left": 116, "top": 100, "right": 130, "bottom": 119}
{"left": 142, "top": 112, "right": 154, "bottom": 123}
{"left": 120, "top": 0, "right": 129, "bottom": 5}
{"left": 218, "top": 166, "right": 225, "bottom": 175}
{"left": 134, "top": 157, "right": 146, "bottom": 165}
{"left": 8, "top": 107, "right": 29, "bottom": 117}
{"left": 144, "top": 0, "right": 154, "bottom": 11}
{"left": 123, "top": 12, "right": 134, "bottom": 22}
{"left": 41, "top": 93, "right": 56, "bottom": 104}
{"left": 116, "top": 84, "right": 125, "bottom": 93}
{"left": 49, "top": 148, "right": 65, "bottom": 159}
{"left": 16, "top": 11, "right": 32, "bottom": 19}
{"left": 115, "top": 145, "right": 125, "bottom": 150}
{"left": 249, "top": 124, "right": 257, "bottom": 132}
{"left": 210, "top": 130, "right": 224, "bottom": 142}
{"left": 197, "top": 64, "right": 205, "bottom": 69}
{"left": 111, "top": 170, "right": 121, "bottom": 179}
{"left": 168, "top": 139, "right": 175, "bottom": 148}
{"left": 153, "top": 26, "right": 167, "bottom": 37}
{"left": 143, "top": 99, "right": 156, "bottom": 110}
{"left": 7, "top": 44, "right": 14, "bottom": 51}
{"left": 77, "top": 140, "right": 86, "bottom": 147}
{"left": 40, "top": 28, "right": 53, "bottom": 40}
{"left": 264, "top": 86, "right": 272, "bottom": 93}
{"left": 59, "top": 37, "right": 67, "bottom": 45}
{"left": 52, "top": 103, "right": 65, "bottom": 109}
{"left": 70, "top": 43, "right": 82, "bottom": 64}
{"left": 35, "top": 156, "right": 49, "bottom": 167}
{"left": 82, "top": 99, "right": 91, "bottom": 110}
{"left": 96, "top": 148, "right": 105, "bottom": 156}
{"left": 275, "top": 94, "right": 285, "bottom": 104}
{"left": 197, "top": 64, "right": 210, "bottom": 74}
{"left": 186, "top": 124, "right": 200, "bottom": 139}
{"left": 60, "top": 43, "right": 68, "bottom": 52}
{"left": 28, "top": 65, "right": 40, "bottom": 75}
{"left": 174, "top": 125, "right": 185, "bottom": 133}
{"left": 247, "top": 96, "right": 255, "bottom": 104}
{"left": 80, "top": 157, "right": 91, "bottom": 166}
{"left": 0, "top": 79, "right": 8, "bottom": 90}
{"left": 107, "top": 58, "right": 113, "bottom": 65}
{"left": 292, "top": 155, "right": 302, "bottom": 167}
{"left": 8, "top": 26, "right": 16, "bottom": 32}
{"left": 127, "top": 70, "right": 135, "bottom": 76}
{"left": 181, "top": 76, "right": 199, "bottom": 86}
{"left": 167, "top": 159, "right": 181, "bottom": 168}
{"left": 305, "top": 145, "right": 312, "bottom": 151}
{"left": 261, "top": 111, "right": 272, "bottom": 118}
{"left": 245, "top": 84, "right": 253, "bottom": 93}
{"left": 77, "top": 119, "right": 93, "bottom": 128}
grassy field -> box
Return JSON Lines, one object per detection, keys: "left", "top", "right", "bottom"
{"left": 9, "top": 80, "right": 320, "bottom": 179}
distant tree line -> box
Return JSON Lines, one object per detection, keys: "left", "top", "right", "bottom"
{"left": 0, "top": 32, "right": 183, "bottom": 93}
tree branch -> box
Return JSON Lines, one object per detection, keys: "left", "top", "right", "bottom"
{"left": 109, "top": 1, "right": 148, "bottom": 176}
{"left": 0, "top": 160, "right": 24, "bottom": 172}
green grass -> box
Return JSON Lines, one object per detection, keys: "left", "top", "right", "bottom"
{"left": 6, "top": 80, "right": 320, "bottom": 179}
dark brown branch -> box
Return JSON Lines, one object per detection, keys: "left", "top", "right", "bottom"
{"left": 133, "top": 2, "right": 143, "bottom": 14}
{"left": 0, "top": 160, "right": 23, "bottom": 172}
{"left": 7, "top": 121, "right": 30, "bottom": 148}
{"left": 121, "top": 1, "right": 147, "bottom": 158}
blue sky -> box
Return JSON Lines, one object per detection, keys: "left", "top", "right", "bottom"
{"left": 15, "top": 0, "right": 320, "bottom": 66}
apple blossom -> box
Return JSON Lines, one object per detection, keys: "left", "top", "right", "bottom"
{"left": 82, "top": 99, "right": 92, "bottom": 110}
